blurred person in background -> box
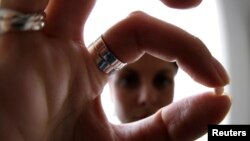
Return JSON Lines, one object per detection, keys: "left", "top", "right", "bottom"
{"left": 109, "top": 54, "right": 178, "bottom": 123}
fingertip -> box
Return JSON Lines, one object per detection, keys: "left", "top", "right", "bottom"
{"left": 159, "top": 92, "right": 231, "bottom": 140}
{"left": 203, "top": 93, "right": 232, "bottom": 114}
{"left": 220, "top": 94, "right": 232, "bottom": 109}
{"left": 160, "top": 0, "right": 202, "bottom": 9}
{"left": 211, "top": 57, "right": 230, "bottom": 86}
{"left": 213, "top": 94, "right": 232, "bottom": 119}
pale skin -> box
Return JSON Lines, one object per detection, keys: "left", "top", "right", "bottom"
{"left": 0, "top": 0, "right": 231, "bottom": 141}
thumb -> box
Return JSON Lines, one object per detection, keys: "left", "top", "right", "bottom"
{"left": 114, "top": 93, "right": 231, "bottom": 141}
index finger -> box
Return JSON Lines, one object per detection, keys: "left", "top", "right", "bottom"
{"left": 101, "top": 12, "right": 229, "bottom": 87}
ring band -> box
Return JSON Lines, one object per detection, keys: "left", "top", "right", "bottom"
{"left": 0, "top": 8, "right": 45, "bottom": 34}
{"left": 89, "top": 36, "right": 127, "bottom": 74}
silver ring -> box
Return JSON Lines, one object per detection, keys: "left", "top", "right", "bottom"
{"left": 0, "top": 8, "right": 45, "bottom": 34}
{"left": 89, "top": 36, "right": 127, "bottom": 74}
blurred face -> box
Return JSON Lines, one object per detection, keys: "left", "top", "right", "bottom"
{"left": 109, "top": 54, "right": 178, "bottom": 123}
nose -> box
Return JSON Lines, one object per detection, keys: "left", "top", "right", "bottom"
{"left": 137, "top": 84, "right": 158, "bottom": 107}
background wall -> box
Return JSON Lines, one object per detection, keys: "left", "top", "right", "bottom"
{"left": 218, "top": 0, "right": 250, "bottom": 124}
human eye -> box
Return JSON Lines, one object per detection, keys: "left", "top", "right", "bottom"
{"left": 117, "top": 73, "right": 139, "bottom": 89}
{"left": 153, "top": 73, "right": 172, "bottom": 89}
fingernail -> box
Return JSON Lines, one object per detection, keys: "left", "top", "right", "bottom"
{"left": 212, "top": 57, "right": 230, "bottom": 85}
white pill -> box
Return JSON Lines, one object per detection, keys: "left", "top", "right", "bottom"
{"left": 214, "top": 87, "right": 224, "bottom": 95}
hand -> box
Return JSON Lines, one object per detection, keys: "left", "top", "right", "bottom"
{"left": 0, "top": 0, "right": 231, "bottom": 141}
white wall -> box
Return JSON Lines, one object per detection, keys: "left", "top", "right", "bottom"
{"left": 217, "top": 0, "right": 250, "bottom": 124}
